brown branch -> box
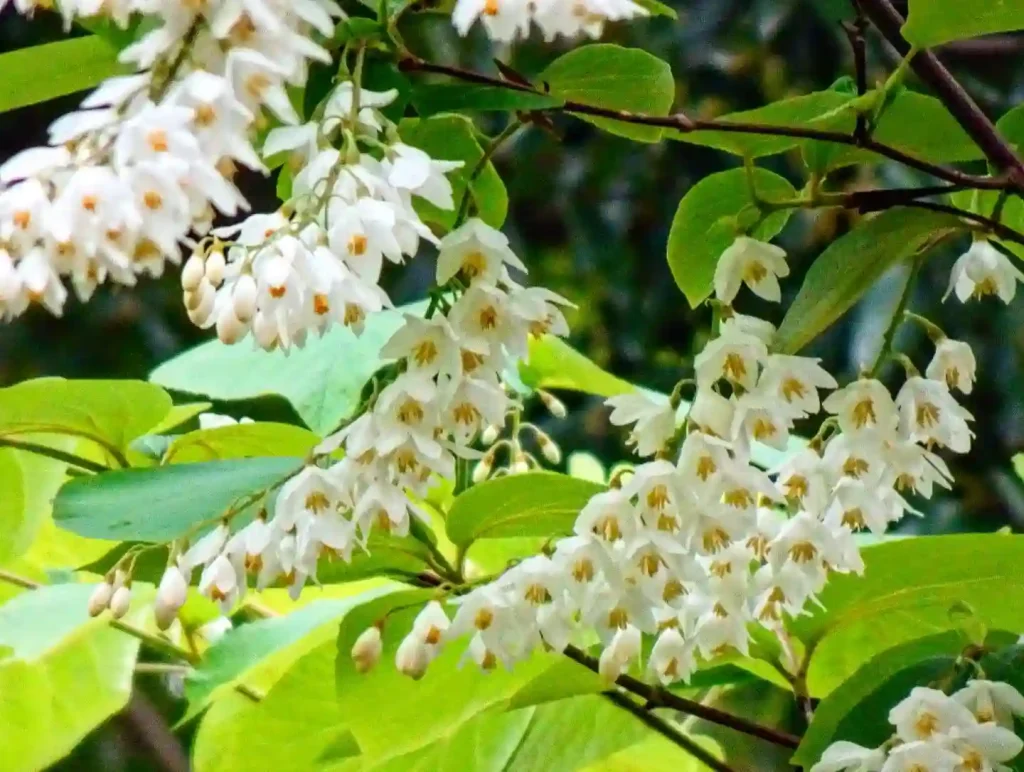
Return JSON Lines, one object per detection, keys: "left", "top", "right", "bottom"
{"left": 842, "top": 0, "right": 870, "bottom": 142}
{"left": 561, "top": 645, "right": 801, "bottom": 750}
{"left": 602, "top": 691, "right": 736, "bottom": 772}
{"left": 397, "top": 56, "right": 1007, "bottom": 191}
{"left": 857, "top": 0, "right": 1024, "bottom": 189}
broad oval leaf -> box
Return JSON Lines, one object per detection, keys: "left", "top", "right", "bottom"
{"left": 0, "top": 583, "right": 144, "bottom": 772}
{"left": 667, "top": 168, "right": 797, "bottom": 308}
{"left": 775, "top": 208, "right": 964, "bottom": 354}
{"left": 53, "top": 457, "right": 303, "bottom": 542}
{"left": 0, "top": 438, "right": 74, "bottom": 565}
{"left": 903, "top": 0, "right": 1024, "bottom": 48}
{"left": 0, "top": 378, "right": 172, "bottom": 454}
{"left": 540, "top": 44, "right": 675, "bottom": 143}
{"left": 151, "top": 302, "right": 425, "bottom": 434}
{"left": 792, "top": 534, "right": 1024, "bottom": 696}
{"left": 399, "top": 115, "right": 508, "bottom": 228}
{"left": 445, "top": 472, "right": 605, "bottom": 547}
{"left": 164, "top": 422, "right": 319, "bottom": 463}
{"left": 0, "top": 36, "right": 125, "bottom": 113}
{"left": 519, "top": 335, "right": 633, "bottom": 398}
{"left": 792, "top": 632, "right": 965, "bottom": 768}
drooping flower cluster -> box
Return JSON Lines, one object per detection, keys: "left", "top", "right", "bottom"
{"left": 383, "top": 234, "right": 985, "bottom": 684}
{"left": 184, "top": 83, "right": 465, "bottom": 349}
{"left": 451, "top": 0, "right": 649, "bottom": 42}
{"left": 150, "top": 219, "right": 572, "bottom": 618}
{"left": 0, "top": 0, "right": 345, "bottom": 320}
{"left": 812, "top": 682, "right": 1024, "bottom": 772}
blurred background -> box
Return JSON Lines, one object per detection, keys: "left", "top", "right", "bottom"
{"left": 4, "top": 4, "right": 1024, "bottom": 534}
{"left": 6, "top": 2, "right": 1024, "bottom": 769}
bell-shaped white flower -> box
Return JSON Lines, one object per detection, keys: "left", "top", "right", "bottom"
{"left": 605, "top": 390, "right": 676, "bottom": 457}
{"left": 889, "top": 687, "right": 978, "bottom": 742}
{"left": 879, "top": 741, "right": 962, "bottom": 772}
{"left": 575, "top": 489, "right": 640, "bottom": 543}
{"left": 714, "top": 236, "right": 790, "bottom": 304}
{"left": 810, "top": 741, "right": 885, "bottom": 772}
{"left": 694, "top": 324, "right": 767, "bottom": 392}
{"left": 688, "top": 387, "right": 735, "bottom": 439}
{"left": 947, "top": 240, "right": 1024, "bottom": 303}
{"left": 823, "top": 378, "right": 899, "bottom": 437}
{"left": 154, "top": 565, "right": 188, "bottom": 630}
{"left": 954, "top": 680, "right": 1024, "bottom": 728}
{"left": 757, "top": 354, "right": 838, "bottom": 416}
{"left": 895, "top": 376, "right": 974, "bottom": 454}
{"left": 351, "top": 626, "right": 383, "bottom": 673}
{"left": 648, "top": 626, "right": 695, "bottom": 685}
{"left": 926, "top": 338, "right": 976, "bottom": 394}
{"left": 436, "top": 218, "right": 526, "bottom": 286}
{"left": 387, "top": 143, "right": 463, "bottom": 210}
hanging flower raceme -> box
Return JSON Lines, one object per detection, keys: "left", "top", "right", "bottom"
{"left": 0, "top": 0, "right": 344, "bottom": 321}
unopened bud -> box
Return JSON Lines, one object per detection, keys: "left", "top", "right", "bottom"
{"left": 204, "top": 249, "right": 226, "bottom": 286}
{"left": 232, "top": 273, "right": 258, "bottom": 323}
{"left": 87, "top": 581, "right": 114, "bottom": 617}
{"left": 538, "top": 390, "right": 566, "bottom": 419}
{"left": 351, "top": 626, "right": 383, "bottom": 673}
{"left": 395, "top": 634, "right": 429, "bottom": 681}
{"left": 181, "top": 254, "right": 205, "bottom": 292}
{"left": 109, "top": 585, "right": 132, "bottom": 619}
{"left": 252, "top": 311, "right": 278, "bottom": 350}
{"left": 187, "top": 281, "right": 216, "bottom": 327}
{"left": 154, "top": 566, "right": 188, "bottom": 631}
{"left": 536, "top": 431, "right": 562, "bottom": 465}
{"left": 598, "top": 646, "right": 624, "bottom": 685}
{"left": 511, "top": 451, "right": 531, "bottom": 475}
{"left": 472, "top": 455, "right": 494, "bottom": 483}
{"left": 480, "top": 424, "right": 501, "bottom": 446}
{"left": 216, "top": 306, "right": 246, "bottom": 345}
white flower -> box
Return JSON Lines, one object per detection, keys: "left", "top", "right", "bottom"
{"left": 178, "top": 523, "right": 230, "bottom": 575}
{"left": 575, "top": 489, "right": 640, "bottom": 543}
{"left": 154, "top": 565, "right": 188, "bottom": 630}
{"left": 730, "top": 392, "right": 794, "bottom": 450}
{"left": 688, "top": 388, "right": 735, "bottom": 439}
{"left": 648, "top": 626, "right": 695, "bottom": 685}
{"left": 275, "top": 465, "right": 344, "bottom": 531}
{"left": 947, "top": 240, "right": 1024, "bottom": 303}
{"left": 771, "top": 447, "right": 832, "bottom": 516}
{"left": 895, "top": 376, "right": 974, "bottom": 454}
{"left": 954, "top": 680, "right": 1024, "bottom": 728}
{"left": 944, "top": 721, "right": 1024, "bottom": 770}
{"left": 387, "top": 143, "right": 463, "bottom": 210}
{"left": 598, "top": 623, "right": 642, "bottom": 683}
{"left": 694, "top": 325, "right": 767, "bottom": 391}
{"left": 824, "top": 477, "right": 914, "bottom": 535}
{"left": 412, "top": 601, "right": 450, "bottom": 654}
{"left": 452, "top": 0, "right": 531, "bottom": 41}
{"left": 605, "top": 391, "right": 676, "bottom": 457}
{"left": 436, "top": 218, "right": 526, "bottom": 286}
{"left": 811, "top": 742, "right": 886, "bottom": 772}
{"left": 758, "top": 354, "right": 838, "bottom": 415}
{"left": 713, "top": 236, "right": 790, "bottom": 304}
{"left": 395, "top": 634, "right": 430, "bottom": 680}
{"left": 925, "top": 338, "right": 977, "bottom": 395}
{"left": 198, "top": 554, "right": 242, "bottom": 612}
{"left": 351, "top": 626, "right": 383, "bottom": 673}
{"left": 380, "top": 314, "right": 460, "bottom": 379}
{"left": 889, "top": 687, "right": 978, "bottom": 742}
{"left": 823, "top": 378, "right": 899, "bottom": 436}
{"left": 880, "top": 741, "right": 962, "bottom": 772}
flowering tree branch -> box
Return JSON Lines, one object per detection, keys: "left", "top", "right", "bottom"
{"left": 561, "top": 644, "right": 802, "bottom": 750}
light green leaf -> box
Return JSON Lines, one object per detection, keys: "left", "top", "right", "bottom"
{"left": 793, "top": 632, "right": 964, "bottom": 768}
{"left": 519, "top": 335, "right": 633, "bottom": 397}
{"left": 446, "top": 472, "right": 605, "bottom": 547}
{"left": 0, "top": 378, "right": 172, "bottom": 455}
{"left": 540, "top": 44, "right": 675, "bottom": 143}
{"left": 53, "top": 457, "right": 302, "bottom": 542}
{"left": 791, "top": 535, "right": 1024, "bottom": 696}
{"left": 633, "top": 0, "right": 677, "bottom": 18}
{"left": 410, "top": 84, "right": 563, "bottom": 117}
{"left": 151, "top": 302, "right": 425, "bottom": 434}
{"left": 903, "top": 0, "right": 1024, "bottom": 48}
{"left": 0, "top": 583, "right": 143, "bottom": 772}
{"left": 399, "top": 114, "right": 508, "bottom": 228}
{"left": 586, "top": 734, "right": 722, "bottom": 772}
{"left": 775, "top": 208, "right": 964, "bottom": 354}
{"left": 0, "top": 37, "right": 125, "bottom": 112}
{"left": 148, "top": 402, "right": 214, "bottom": 435}
{"left": 164, "top": 423, "right": 319, "bottom": 463}
{"left": 667, "top": 167, "right": 797, "bottom": 307}
{"left": 0, "top": 438, "right": 74, "bottom": 566}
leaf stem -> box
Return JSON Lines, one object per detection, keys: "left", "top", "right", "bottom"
{"left": 562, "top": 644, "right": 801, "bottom": 749}
{"left": 602, "top": 691, "right": 736, "bottom": 772}
{"left": 454, "top": 119, "right": 523, "bottom": 227}
{"left": 0, "top": 437, "right": 109, "bottom": 473}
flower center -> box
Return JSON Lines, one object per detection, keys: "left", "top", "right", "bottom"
{"left": 478, "top": 305, "right": 498, "bottom": 330}
{"left": 722, "top": 352, "right": 747, "bottom": 382}
{"left": 462, "top": 250, "right": 486, "bottom": 277}
{"left": 742, "top": 260, "right": 768, "bottom": 285}
{"left": 453, "top": 402, "right": 479, "bottom": 425}
{"left": 194, "top": 104, "right": 217, "bottom": 127}
{"left": 147, "top": 129, "right": 169, "bottom": 152}
{"left": 639, "top": 553, "right": 660, "bottom": 577}
{"left": 397, "top": 398, "right": 424, "bottom": 425}
{"left": 662, "top": 579, "right": 685, "bottom": 603}
{"left": 843, "top": 457, "right": 869, "bottom": 478}
{"left": 344, "top": 303, "right": 365, "bottom": 327}
{"left": 723, "top": 488, "right": 753, "bottom": 509}
{"left": 784, "top": 474, "right": 808, "bottom": 502}
{"left": 348, "top": 234, "right": 367, "bottom": 256}
{"left": 483, "top": 0, "right": 499, "bottom": 15}
{"left": 852, "top": 398, "right": 876, "bottom": 428}
{"left": 413, "top": 339, "right": 438, "bottom": 366}
{"left": 572, "top": 558, "right": 594, "bottom": 583}
{"left": 696, "top": 455, "right": 717, "bottom": 481}
{"left": 313, "top": 293, "right": 330, "bottom": 315}
{"left": 781, "top": 377, "right": 806, "bottom": 402}
{"left": 607, "top": 607, "right": 629, "bottom": 629}
{"left": 474, "top": 608, "right": 494, "bottom": 630}
{"left": 304, "top": 491, "right": 330, "bottom": 514}
{"left": 913, "top": 711, "right": 939, "bottom": 738}
{"left": 595, "top": 515, "right": 622, "bottom": 542}
{"left": 702, "top": 527, "right": 730, "bottom": 553}
{"left": 646, "top": 484, "right": 669, "bottom": 510}
{"left": 143, "top": 191, "right": 163, "bottom": 210}
{"left": 752, "top": 417, "right": 777, "bottom": 441}
{"left": 461, "top": 349, "right": 484, "bottom": 373}
{"left": 789, "top": 541, "right": 817, "bottom": 563}
{"left": 12, "top": 210, "right": 30, "bottom": 229}
{"left": 524, "top": 583, "right": 551, "bottom": 605}
{"left": 916, "top": 402, "right": 940, "bottom": 429}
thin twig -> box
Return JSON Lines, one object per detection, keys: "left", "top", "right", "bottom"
{"left": 0, "top": 436, "right": 108, "bottom": 473}
{"left": 843, "top": 0, "right": 870, "bottom": 142}
{"left": 397, "top": 56, "right": 1008, "bottom": 191}
{"left": 562, "top": 645, "right": 801, "bottom": 749}
{"left": 857, "top": 0, "right": 1024, "bottom": 190}
{"left": 602, "top": 691, "right": 736, "bottom": 772}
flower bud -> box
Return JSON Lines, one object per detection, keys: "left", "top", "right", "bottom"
{"left": 187, "top": 281, "right": 216, "bottom": 327}
{"left": 511, "top": 451, "right": 530, "bottom": 475}
{"left": 204, "top": 249, "right": 226, "bottom": 286}
{"left": 253, "top": 311, "right": 278, "bottom": 351}
{"left": 109, "top": 585, "right": 132, "bottom": 619}
{"left": 536, "top": 431, "right": 562, "bottom": 464}
{"left": 351, "top": 626, "right": 383, "bottom": 674}
{"left": 395, "top": 634, "right": 429, "bottom": 681}
{"left": 480, "top": 423, "right": 501, "bottom": 446}
{"left": 154, "top": 566, "right": 188, "bottom": 631}
{"left": 232, "top": 274, "right": 258, "bottom": 323}
{"left": 181, "top": 254, "right": 205, "bottom": 292}
{"left": 87, "top": 581, "right": 113, "bottom": 617}
{"left": 216, "top": 306, "right": 246, "bottom": 345}
{"left": 539, "top": 390, "right": 566, "bottom": 419}
{"left": 183, "top": 277, "right": 211, "bottom": 311}
{"left": 472, "top": 454, "right": 494, "bottom": 484}
{"left": 598, "top": 646, "right": 624, "bottom": 685}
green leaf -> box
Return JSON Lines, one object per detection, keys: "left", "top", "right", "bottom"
{"left": 318, "top": 532, "right": 433, "bottom": 583}
{"left": 791, "top": 535, "right": 1024, "bottom": 696}
{"left": 0, "top": 378, "right": 172, "bottom": 455}
{"left": 774, "top": 208, "right": 964, "bottom": 354}
{"left": 666, "top": 168, "right": 797, "bottom": 307}
{"left": 793, "top": 632, "right": 964, "bottom": 767}
{"left": 540, "top": 44, "right": 675, "bottom": 143}
{"left": 151, "top": 302, "right": 425, "bottom": 434}
{"left": 164, "top": 422, "right": 319, "bottom": 463}
{"left": 903, "top": 0, "right": 1024, "bottom": 48}
{"left": 519, "top": 335, "right": 633, "bottom": 397}
{"left": 187, "top": 586, "right": 397, "bottom": 719}
{"left": 446, "top": 472, "right": 605, "bottom": 548}
{"left": 148, "top": 402, "right": 213, "bottom": 435}
{"left": 0, "top": 583, "right": 143, "bottom": 772}
{"left": 0, "top": 438, "right": 73, "bottom": 565}
{"left": 53, "top": 457, "right": 302, "bottom": 542}
{"left": 399, "top": 114, "right": 508, "bottom": 228}
{"left": 0, "top": 37, "right": 126, "bottom": 113}
{"left": 410, "top": 84, "right": 563, "bottom": 117}
{"left": 633, "top": 0, "right": 677, "bottom": 18}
